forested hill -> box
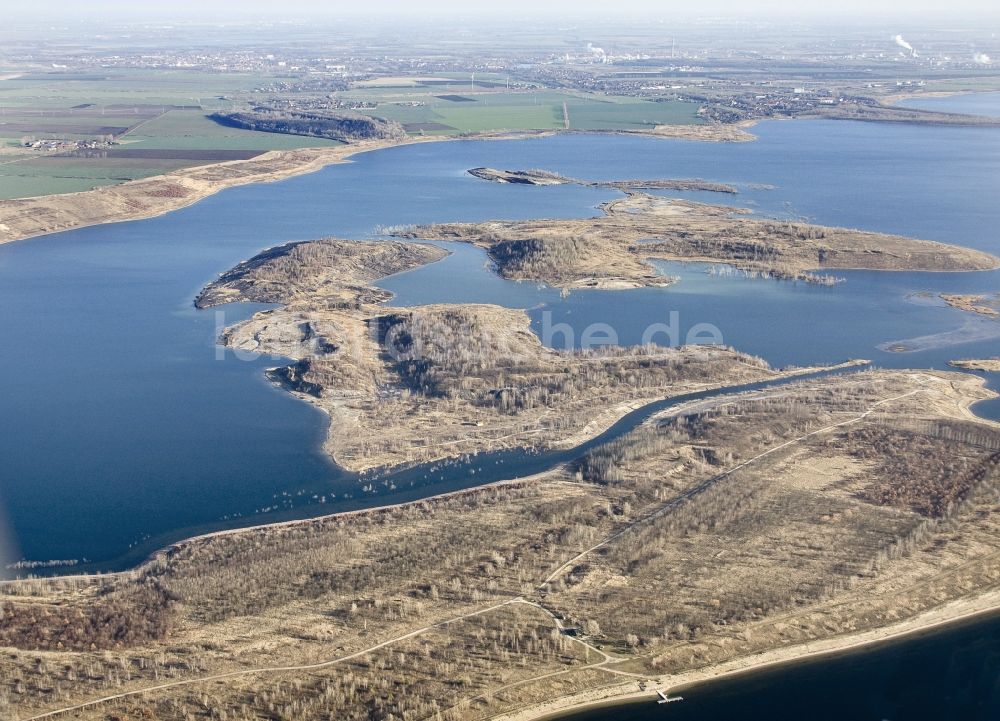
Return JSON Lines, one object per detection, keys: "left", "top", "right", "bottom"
{"left": 210, "top": 110, "right": 406, "bottom": 142}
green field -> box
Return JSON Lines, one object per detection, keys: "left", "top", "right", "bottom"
{"left": 0, "top": 70, "right": 338, "bottom": 199}
{"left": 0, "top": 152, "right": 191, "bottom": 199}
{"left": 0, "top": 173, "right": 123, "bottom": 199}
{"left": 118, "top": 111, "right": 339, "bottom": 151}
{"left": 359, "top": 90, "right": 701, "bottom": 134}
{"left": 0, "top": 70, "right": 701, "bottom": 199}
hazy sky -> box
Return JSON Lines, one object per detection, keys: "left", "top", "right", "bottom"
{"left": 11, "top": 0, "right": 1000, "bottom": 20}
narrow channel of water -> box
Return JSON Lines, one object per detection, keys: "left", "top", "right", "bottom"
{"left": 1, "top": 93, "right": 999, "bottom": 569}
{"left": 70, "top": 365, "right": 861, "bottom": 574}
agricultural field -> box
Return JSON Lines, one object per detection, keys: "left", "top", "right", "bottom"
{"left": 0, "top": 70, "right": 340, "bottom": 199}
{"left": 346, "top": 86, "right": 702, "bottom": 134}
{"left": 0, "top": 67, "right": 702, "bottom": 199}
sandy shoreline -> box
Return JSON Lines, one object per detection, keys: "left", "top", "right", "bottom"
{"left": 0, "top": 124, "right": 759, "bottom": 247}
{"left": 4, "top": 115, "right": 999, "bottom": 719}
{"left": 2, "top": 361, "right": 858, "bottom": 583}
{"left": 3, "top": 370, "right": 998, "bottom": 721}
{"left": 497, "top": 589, "right": 1000, "bottom": 721}
{"left": 951, "top": 358, "right": 1000, "bottom": 372}
{"left": 4, "top": 97, "right": 997, "bottom": 247}
{"left": 0, "top": 136, "right": 444, "bottom": 246}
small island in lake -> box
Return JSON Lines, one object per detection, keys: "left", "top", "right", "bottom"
{"left": 468, "top": 167, "right": 741, "bottom": 193}
{"left": 941, "top": 293, "right": 1000, "bottom": 317}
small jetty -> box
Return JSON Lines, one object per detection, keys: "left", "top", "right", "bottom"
{"left": 656, "top": 689, "right": 684, "bottom": 704}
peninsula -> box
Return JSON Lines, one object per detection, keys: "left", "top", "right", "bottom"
{"left": 4, "top": 369, "right": 998, "bottom": 721}
{"left": 396, "top": 192, "right": 999, "bottom": 288}
{"left": 196, "top": 237, "right": 784, "bottom": 471}
{"left": 950, "top": 358, "right": 1000, "bottom": 372}
{"left": 0, "top": 139, "right": 422, "bottom": 246}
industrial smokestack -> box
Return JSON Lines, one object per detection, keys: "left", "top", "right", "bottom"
{"left": 893, "top": 34, "right": 918, "bottom": 57}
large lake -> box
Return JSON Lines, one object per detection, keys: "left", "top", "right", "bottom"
{"left": 0, "top": 93, "right": 999, "bottom": 571}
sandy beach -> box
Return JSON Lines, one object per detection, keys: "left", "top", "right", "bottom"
{"left": 496, "top": 589, "right": 1000, "bottom": 721}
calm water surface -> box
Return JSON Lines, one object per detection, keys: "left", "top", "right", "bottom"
{"left": 1, "top": 94, "right": 999, "bottom": 569}
{"left": 551, "top": 611, "right": 1000, "bottom": 721}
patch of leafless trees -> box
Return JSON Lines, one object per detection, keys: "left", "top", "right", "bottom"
{"left": 373, "top": 307, "right": 769, "bottom": 413}
{"left": 847, "top": 423, "right": 1000, "bottom": 517}
{"left": 0, "top": 580, "right": 176, "bottom": 651}
{"left": 551, "top": 382, "right": 1000, "bottom": 644}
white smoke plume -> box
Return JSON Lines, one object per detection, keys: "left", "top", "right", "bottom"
{"left": 587, "top": 42, "right": 606, "bottom": 57}
{"left": 894, "top": 34, "right": 918, "bottom": 57}
{"left": 974, "top": 52, "right": 992, "bottom": 65}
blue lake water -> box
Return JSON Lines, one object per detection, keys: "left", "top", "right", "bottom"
{"left": 1, "top": 94, "right": 999, "bottom": 570}
{"left": 550, "top": 610, "right": 1000, "bottom": 721}
{"left": 900, "top": 90, "right": 1000, "bottom": 118}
